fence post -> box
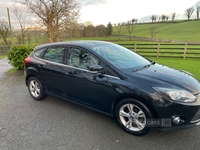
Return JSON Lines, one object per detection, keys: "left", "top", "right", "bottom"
{"left": 183, "top": 43, "right": 187, "bottom": 59}
{"left": 134, "top": 44, "right": 137, "bottom": 52}
{"left": 157, "top": 43, "right": 160, "bottom": 58}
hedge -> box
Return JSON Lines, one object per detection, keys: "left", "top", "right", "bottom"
{"left": 7, "top": 45, "right": 37, "bottom": 70}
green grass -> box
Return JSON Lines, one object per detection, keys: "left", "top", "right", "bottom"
{"left": 64, "top": 36, "right": 130, "bottom": 41}
{"left": 7, "top": 67, "right": 18, "bottom": 75}
{"left": 0, "top": 55, "right": 7, "bottom": 59}
{"left": 113, "top": 20, "right": 200, "bottom": 42}
{"left": 147, "top": 57, "right": 200, "bottom": 80}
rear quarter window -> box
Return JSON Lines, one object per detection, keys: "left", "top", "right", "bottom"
{"left": 34, "top": 48, "right": 45, "bottom": 58}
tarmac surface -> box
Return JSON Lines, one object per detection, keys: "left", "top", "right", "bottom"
{"left": 0, "top": 58, "right": 13, "bottom": 90}
{"left": 0, "top": 58, "right": 200, "bottom": 150}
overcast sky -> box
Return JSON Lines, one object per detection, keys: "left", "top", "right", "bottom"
{"left": 0, "top": 0, "right": 199, "bottom": 29}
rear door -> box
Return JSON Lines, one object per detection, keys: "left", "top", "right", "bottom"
{"left": 36, "top": 46, "right": 68, "bottom": 96}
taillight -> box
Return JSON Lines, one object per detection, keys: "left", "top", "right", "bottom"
{"left": 24, "top": 55, "right": 31, "bottom": 67}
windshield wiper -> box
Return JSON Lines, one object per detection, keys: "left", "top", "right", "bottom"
{"left": 133, "top": 62, "right": 155, "bottom": 72}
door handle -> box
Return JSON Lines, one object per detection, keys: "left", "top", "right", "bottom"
{"left": 66, "top": 72, "right": 73, "bottom": 76}
{"left": 38, "top": 64, "right": 43, "bottom": 67}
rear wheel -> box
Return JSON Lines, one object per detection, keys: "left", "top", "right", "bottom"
{"left": 115, "top": 98, "right": 154, "bottom": 136}
{"left": 28, "top": 76, "right": 46, "bottom": 100}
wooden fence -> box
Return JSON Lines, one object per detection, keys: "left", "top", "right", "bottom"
{"left": 119, "top": 43, "right": 200, "bottom": 59}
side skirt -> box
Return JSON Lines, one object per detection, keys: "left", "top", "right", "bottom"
{"left": 45, "top": 91, "right": 113, "bottom": 117}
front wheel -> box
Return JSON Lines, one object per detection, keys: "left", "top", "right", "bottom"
{"left": 115, "top": 98, "right": 154, "bottom": 136}
{"left": 28, "top": 76, "right": 46, "bottom": 100}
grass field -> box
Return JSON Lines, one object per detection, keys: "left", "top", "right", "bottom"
{"left": 64, "top": 36, "right": 130, "bottom": 41}
{"left": 113, "top": 20, "right": 200, "bottom": 42}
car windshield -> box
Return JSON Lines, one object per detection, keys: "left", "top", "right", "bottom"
{"left": 92, "top": 44, "right": 151, "bottom": 71}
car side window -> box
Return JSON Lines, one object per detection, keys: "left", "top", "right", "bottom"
{"left": 68, "top": 47, "right": 100, "bottom": 70}
{"left": 43, "top": 47, "right": 65, "bottom": 64}
{"left": 34, "top": 48, "right": 45, "bottom": 58}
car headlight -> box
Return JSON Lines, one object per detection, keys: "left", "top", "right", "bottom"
{"left": 153, "top": 87, "right": 197, "bottom": 103}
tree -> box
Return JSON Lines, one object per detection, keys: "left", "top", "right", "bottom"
{"left": 95, "top": 25, "right": 106, "bottom": 37}
{"left": 195, "top": 1, "right": 200, "bottom": 19}
{"left": 185, "top": 7, "right": 194, "bottom": 20}
{"left": 82, "top": 21, "right": 95, "bottom": 38}
{"left": 135, "top": 19, "right": 138, "bottom": 24}
{"left": 171, "top": 13, "right": 176, "bottom": 21}
{"left": 15, "top": 0, "right": 80, "bottom": 43}
{"left": 150, "top": 15, "right": 157, "bottom": 22}
{"left": 0, "top": 20, "right": 10, "bottom": 45}
{"left": 11, "top": 4, "right": 33, "bottom": 44}
{"left": 71, "top": 21, "right": 80, "bottom": 40}
{"left": 116, "top": 23, "right": 122, "bottom": 40}
{"left": 166, "top": 16, "right": 169, "bottom": 21}
{"left": 106, "top": 22, "right": 113, "bottom": 36}
{"left": 148, "top": 24, "right": 159, "bottom": 39}
{"left": 86, "top": 25, "right": 95, "bottom": 38}
{"left": 161, "top": 15, "right": 166, "bottom": 21}
{"left": 126, "top": 21, "right": 134, "bottom": 40}
{"left": 132, "top": 19, "right": 135, "bottom": 24}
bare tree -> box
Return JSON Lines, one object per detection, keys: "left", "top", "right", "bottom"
{"left": 195, "top": 1, "right": 200, "bottom": 19}
{"left": 15, "top": 0, "right": 80, "bottom": 43}
{"left": 95, "top": 25, "right": 106, "bottom": 37}
{"left": 171, "top": 13, "right": 176, "bottom": 21}
{"left": 185, "top": 7, "right": 194, "bottom": 20}
{"left": 86, "top": 25, "right": 95, "bottom": 38}
{"left": 126, "top": 21, "right": 134, "bottom": 40}
{"left": 116, "top": 23, "right": 122, "bottom": 40}
{"left": 11, "top": 4, "right": 33, "bottom": 44}
{"left": 148, "top": 24, "right": 159, "bottom": 39}
{"left": 0, "top": 20, "right": 10, "bottom": 45}
{"left": 135, "top": 19, "right": 138, "bottom": 24}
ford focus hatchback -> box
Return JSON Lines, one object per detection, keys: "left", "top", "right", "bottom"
{"left": 24, "top": 41, "right": 200, "bottom": 136}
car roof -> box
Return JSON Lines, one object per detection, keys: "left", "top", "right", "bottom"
{"left": 34, "top": 40, "right": 114, "bottom": 51}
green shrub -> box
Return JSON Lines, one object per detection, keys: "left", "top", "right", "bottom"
{"left": 7, "top": 45, "right": 37, "bottom": 70}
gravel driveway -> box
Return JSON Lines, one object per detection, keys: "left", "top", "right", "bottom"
{"left": 0, "top": 74, "right": 200, "bottom": 150}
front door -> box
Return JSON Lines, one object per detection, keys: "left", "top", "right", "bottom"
{"left": 63, "top": 47, "right": 108, "bottom": 110}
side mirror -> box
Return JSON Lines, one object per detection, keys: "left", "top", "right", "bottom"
{"left": 89, "top": 65, "right": 103, "bottom": 74}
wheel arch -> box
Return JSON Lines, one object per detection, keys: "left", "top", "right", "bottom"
{"left": 26, "top": 74, "right": 36, "bottom": 86}
{"left": 111, "top": 95, "right": 159, "bottom": 119}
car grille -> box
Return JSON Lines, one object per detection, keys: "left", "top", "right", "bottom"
{"left": 191, "top": 109, "right": 200, "bottom": 123}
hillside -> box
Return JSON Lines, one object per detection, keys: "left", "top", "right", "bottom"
{"left": 113, "top": 20, "right": 200, "bottom": 42}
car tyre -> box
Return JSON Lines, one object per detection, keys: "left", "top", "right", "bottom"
{"left": 115, "top": 98, "right": 154, "bottom": 136}
{"left": 28, "top": 76, "right": 46, "bottom": 100}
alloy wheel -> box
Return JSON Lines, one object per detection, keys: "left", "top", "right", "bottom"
{"left": 29, "top": 80, "right": 40, "bottom": 98}
{"left": 119, "top": 103, "right": 146, "bottom": 131}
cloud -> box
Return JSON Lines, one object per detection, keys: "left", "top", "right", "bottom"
{"left": 80, "top": 0, "right": 109, "bottom": 6}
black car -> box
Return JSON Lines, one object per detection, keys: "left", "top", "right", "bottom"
{"left": 24, "top": 41, "right": 200, "bottom": 136}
